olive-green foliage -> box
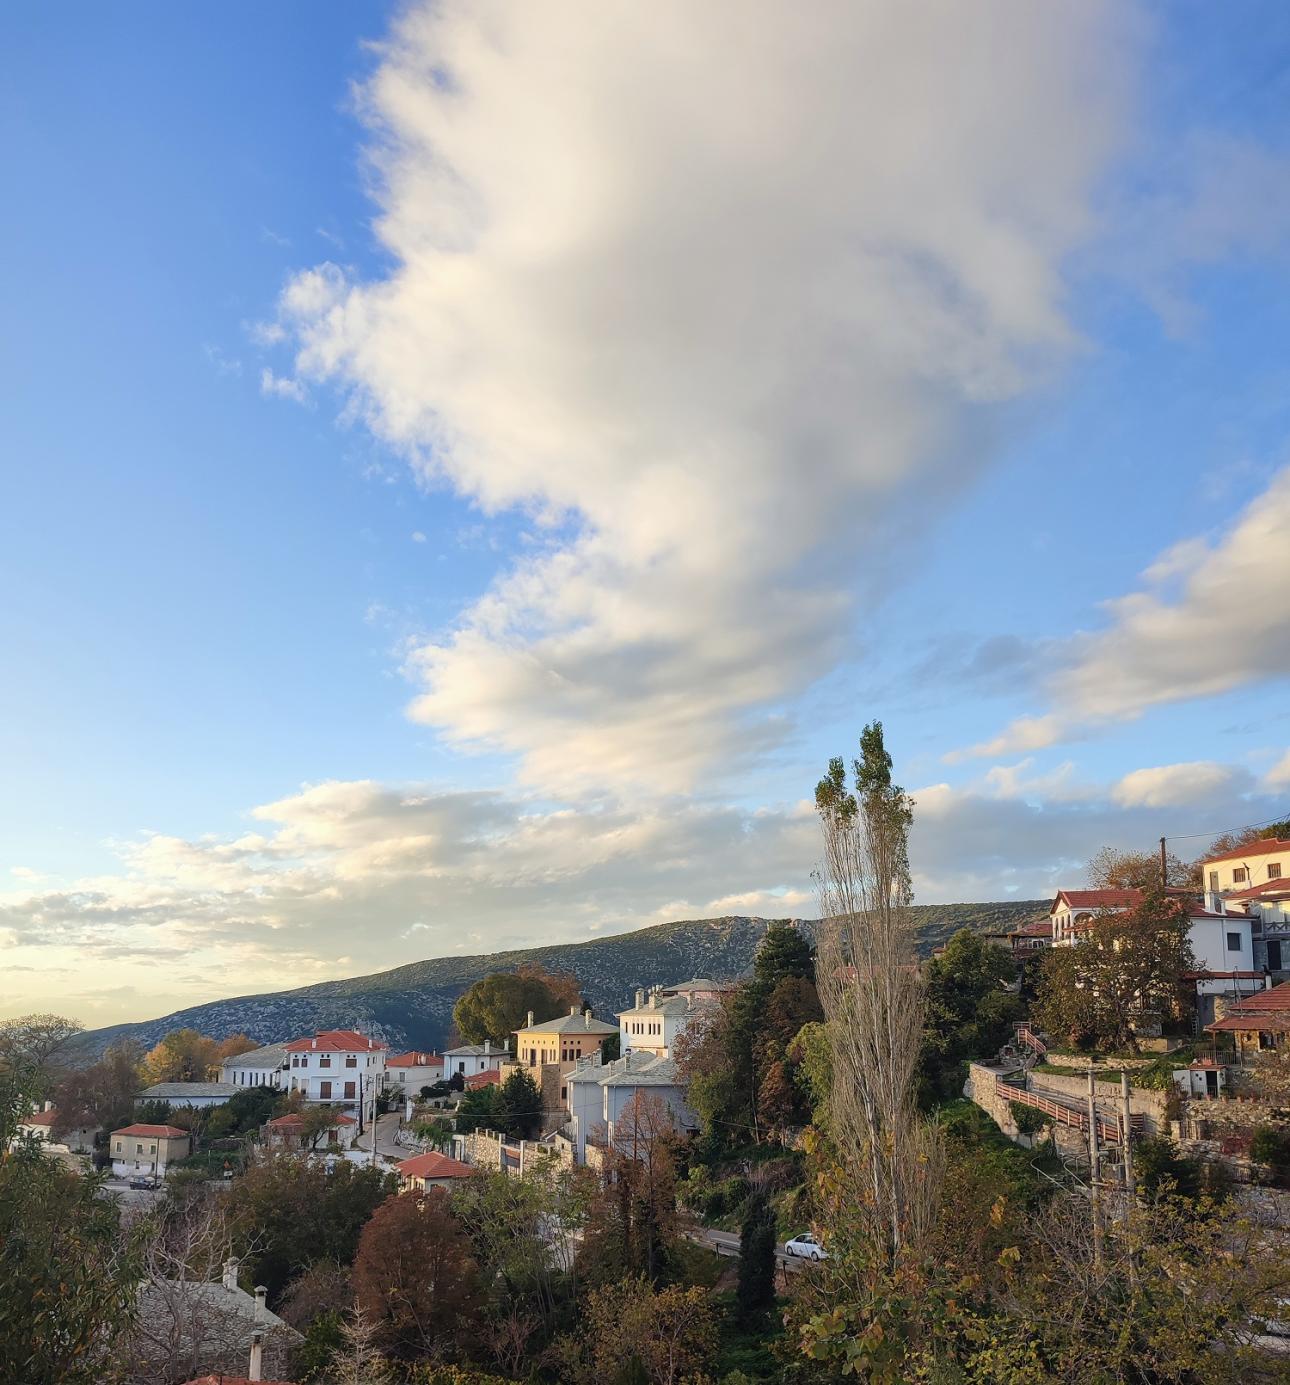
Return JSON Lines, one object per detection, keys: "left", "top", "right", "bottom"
{"left": 453, "top": 969, "right": 573, "bottom": 1046}
{"left": 1008, "top": 1100, "right": 1053, "bottom": 1137}
{"left": 736, "top": 1193, "right": 777, "bottom": 1323}
{"left": 918, "top": 928, "right": 1023, "bottom": 1106}
{"left": 1250, "top": 1124, "right": 1290, "bottom": 1182}
{"left": 0, "top": 1067, "right": 142, "bottom": 1384}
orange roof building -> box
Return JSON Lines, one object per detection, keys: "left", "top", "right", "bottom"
{"left": 396, "top": 1149, "right": 473, "bottom": 1190}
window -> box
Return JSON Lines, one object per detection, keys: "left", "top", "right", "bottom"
{"left": 345, "top": 1055, "right": 357, "bottom": 1067}
{"left": 319, "top": 1081, "right": 331, "bottom": 1098}
{"left": 1227, "top": 932, "right": 1243, "bottom": 952}
{"left": 1271, "top": 863, "right": 1283, "bottom": 880}
{"left": 344, "top": 1081, "right": 355, "bottom": 1099}
{"left": 136, "top": 1143, "right": 143, "bottom": 1153}
{"left": 1234, "top": 867, "right": 1248, "bottom": 883}
{"left": 319, "top": 1055, "right": 331, "bottom": 1068}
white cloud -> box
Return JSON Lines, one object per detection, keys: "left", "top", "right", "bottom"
{"left": 1265, "top": 751, "right": 1290, "bottom": 791}
{"left": 958, "top": 464, "right": 1290, "bottom": 758}
{"left": 411, "top": 531, "right": 427, "bottom": 544}
{"left": 1112, "top": 760, "right": 1244, "bottom": 809}
{"left": 268, "top": 0, "right": 1132, "bottom": 795}
{"left": 259, "top": 367, "right": 309, "bottom": 404}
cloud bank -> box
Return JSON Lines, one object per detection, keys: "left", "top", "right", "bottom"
{"left": 271, "top": 0, "right": 1132, "bottom": 796}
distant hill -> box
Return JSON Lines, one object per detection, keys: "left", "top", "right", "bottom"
{"left": 73, "top": 902, "right": 1045, "bottom": 1059}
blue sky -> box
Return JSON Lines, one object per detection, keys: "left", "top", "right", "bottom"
{"left": 4, "top": 1, "right": 1290, "bottom": 1026}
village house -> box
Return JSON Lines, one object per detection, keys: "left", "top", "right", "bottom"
{"left": 1048, "top": 886, "right": 1261, "bottom": 1026}
{"left": 442, "top": 1039, "right": 513, "bottom": 1079}
{"left": 515, "top": 1007, "right": 617, "bottom": 1069}
{"left": 395, "top": 1149, "right": 474, "bottom": 1192}
{"left": 1205, "top": 980, "right": 1290, "bottom": 1056}
{"left": 13, "top": 1102, "right": 99, "bottom": 1154}
{"left": 463, "top": 1068, "right": 501, "bottom": 1091}
{"left": 565, "top": 1049, "right": 698, "bottom": 1164}
{"left": 618, "top": 981, "right": 712, "bottom": 1059}
{"left": 220, "top": 1042, "right": 290, "bottom": 1090}
{"left": 1199, "top": 837, "right": 1290, "bottom": 974}
{"left": 136, "top": 1081, "right": 238, "bottom": 1109}
{"left": 283, "top": 1029, "right": 386, "bottom": 1121}
{"left": 110, "top": 1122, "right": 191, "bottom": 1179}
{"left": 262, "top": 1110, "right": 356, "bottom": 1150}
{"left": 383, "top": 1049, "right": 443, "bottom": 1096}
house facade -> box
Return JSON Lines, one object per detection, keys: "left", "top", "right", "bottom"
{"left": 442, "top": 1040, "right": 513, "bottom": 1078}
{"left": 283, "top": 1029, "right": 387, "bottom": 1120}
{"left": 1205, "top": 980, "right": 1290, "bottom": 1055}
{"left": 565, "top": 1049, "right": 698, "bottom": 1163}
{"left": 262, "top": 1110, "right": 355, "bottom": 1150}
{"left": 618, "top": 985, "right": 707, "bottom": 1059}
{"left": 136, "top": 1082, "right": 238, "bottom": 1109}
{"left": 514, "top": 1007, "right": 617, "bottom": 1069}
{"left": 110, "top": 1122, "right": 191, "bottom": 1179}
{"left": 14, "top": 1104, "right": 98, "bottom": 1154}
{"left": 1199, "top": 838, "right": 1290, "bottom": 975}
{"left": 396, "top": 1149, "right": 473, "bottom": 1192}
{"left": 384, "top": 1050, "right": 443, "bottom": 1096}
{"left": 219, "top": 1042, "right": 289, "bottom": 1090}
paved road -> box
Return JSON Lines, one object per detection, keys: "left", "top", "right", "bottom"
{"left": 684, "top": 1226, "right": 813, "bottom": 1274}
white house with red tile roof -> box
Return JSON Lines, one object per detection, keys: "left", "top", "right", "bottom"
{"left": 1049, "top": 885, "right": 1259, "bottom": 1025}
{"left": 442, "top": 1039, "right": 512, "bottom": 1078}
{"left": 1197, "top": 838, "right": 1290, "bottom": 975}
{"left": 263, "top": 1110, "right": 356, "bottom": 1150}
{"left": 384, "top": 1050, "right": 443, "bottom": 1096}
{"left": 1205, "top": 980, "right": 1290, "bottom": 1054}
{"left": 396, "top": 1149, "right": 473, "bottom": 1191}
{"left": 110, "top": 1122, "right": 191, "bottom": 1179}
{"left": 284, "top": 1029, "right": 386, "bottom": 1121}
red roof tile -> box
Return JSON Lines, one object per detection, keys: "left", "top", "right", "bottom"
{"left": 24, "top": 1109, "right": 56, "bottom": 1127}
{"left": 113, "top": 1123, "right": 189, "bottom": 1138}
{"left": 464, "top": 1068, "right": 500, "bottom": 1090}
{"left": 284, "top": 1029, "right": 387, "bottom": 1053}
{"left": 1011, "top": 919, "right": 1053, "bottom": 938}
{"left": 1202, "top": 837, "right": 1290, "bottom": 865}
{"left": 1226, "top": 878, "right": 1290, "bottom": 901}
{"left": 387, "top": 1051, "right": 442, "bottom": 1068}
{"left": 397, "top": 1150, "right": 473, "bottom": 1180}
{"left": 266, "top": 1112, "right": 355, "bottom": 1129}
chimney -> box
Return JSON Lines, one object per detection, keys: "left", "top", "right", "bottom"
{"left": 484, "top": 1039, "right": 491, "bottom": 1055}
{"left": 222, "top": 1256, "right": 239, "bottom": 1290}
{"left": 635, "top": 988, "right": 644, "bottom": 1008}
{"left": 526, "top": 1010, "right": 534, "bottom": 1028}
{"left": 249, "top": 1328, "right": 264, "bottom": 1382}
{"left": 584, "top": 1008, "right": 593, "bottom": 1023}
{"left": 570, "top": 1004, "right": 578, "bottom": 1016}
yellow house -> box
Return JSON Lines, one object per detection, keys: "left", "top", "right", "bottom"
{"left": 514, "top": 1007, "right": 617, "bottom": 1070}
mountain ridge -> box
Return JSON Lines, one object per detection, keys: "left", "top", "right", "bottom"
{"left": 73, "top": 902, "right": 1045, "bottom": 1058}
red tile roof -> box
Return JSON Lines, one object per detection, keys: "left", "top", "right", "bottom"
{"left": 1204, "top": 981, "right": 1290, "bottom": 1032}
{"left": 1011, "top": 919, "right": 1053, "bottom": 938}
{"left": 113, "top": 1123, "right": 188, "bottom": 1138}
{"left": 387, "top": 1051, "right": 442, "bottom": 1068}
{"left": 1226, "top": 878, "right": 1290, "bottom": 901}
{"left": 1202, "top": 837, "right": 1290, "bottom": 865}
{"left": 397, "top": 1150, "right": 473, "bottom": 1181}
{"left": 24, "top": 1109, "right": 56, "bottom": 1127}
{"left": 284, "top": 1029, "right": 387, "bottom": 1053}
{"left": 464, "top": 1068, "right": 500, "bottom": 1089}
{"left": 1052, "top": 888, "right": 1144, "bottom": 912}
{"left": 266, "top": 1112, "right": 355, "bottom": 1129}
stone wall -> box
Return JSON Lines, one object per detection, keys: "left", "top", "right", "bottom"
{"left": 457, "top": 1126, "right": 574, "bottom": 1176}
{"left": 1028, "top": 1070, "right": 1167, "bottom": 1135}
{"left": 964, "top": 1063, "right": 1022, "bottom": 1137}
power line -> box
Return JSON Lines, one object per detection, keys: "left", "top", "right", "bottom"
{"left": 1162, "top": 809, "right": 1290, "bottom": 846}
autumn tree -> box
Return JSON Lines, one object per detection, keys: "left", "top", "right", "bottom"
{"left": 550, "top": 1278, "right": 717, "bottom": 1385}
{"left": 814, "top": 723, "right": 941, "bottom": 1266}
{"left": 1087, "top": 844, "right": 1188, "bottom": 891}
{"left": 227, "top": 1153, "right": 397, "bottom": 1302}
{"left": 142, "top": 1028, "right": 223, "bottom": 1084}
{"left": 352, "top": 1189, "right": 482, "bottom": 1360}
{"left": 52, "top": 1039, "right": 144, "bottom": 1140}
{"left": 1033, "top": 887, "right": 1195, "bottom": 1053}
{"left": 453, "top": 965, "right": 581, "bottom": 1047}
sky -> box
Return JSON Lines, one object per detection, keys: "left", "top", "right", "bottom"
{"left": 4, "top": 2, "right": 1290, "bottom": 1028}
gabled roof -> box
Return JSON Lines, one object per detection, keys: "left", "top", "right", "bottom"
{"left": 284, "top": 1029, "right": 387, "bottom": 1053}
{"left": 387, "top": 1051, "right": 442, "bottom": 1068}
{"left": 661, "top": 978, "right": 720, "bottom": 994}
{"left": 515, "top": 1008, "right": 616, "bottom": 1036}
{"left": 222, "top": 1043, "right": 289, "bottom": 1069}
{"left": 397, "top": 1150, "right": 472, "bottom": 1180}
{"left": 1010, "top": 919, "right": 1053, "bottom": 938}
{"left": 1212, "top": 980, "right": 1290, "bottom": 1014}
{"left": 1051, "top": 888, "right": 1143, "bottom": 913}
{"left": 1202, "top": 837, "right": 1290, "bottom": 866}
{"left": 619, "top": 992, "right": 692, "bottom": 1019}
{"left": 266, "top": 1111, "right": 355, "bottom": 1129}
{"left": 1226, "top": 878, "right": 1290, "bottom": 901}
{"left": 23, "top": 1109, "right": 56, "bottom": 1127}
{"left": 113, "top": 1123, "right": 189, "bottom": 1138}
{"left": 464, "top": 1068, "right": 500, "bottom": 1089}
{"left": 442, "top": 1043, "right": 512, "bottom": 1058}
{"left": 138, "top": 1082, "right": 238, "bottom": 1099}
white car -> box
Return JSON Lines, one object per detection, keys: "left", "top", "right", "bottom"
{"left": 784, "top": 1232, "right": 827, "bottom": 1261}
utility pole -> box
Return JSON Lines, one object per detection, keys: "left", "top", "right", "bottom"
{"left": 1120, "top": 1070, "right": 1135, "bottom": 1205}
{"left": 1086, "top": 1071, "right": 1103, "bottom": 1271}
{"left": 1159, "top": 836, "right": 1168, "bottom": 889}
